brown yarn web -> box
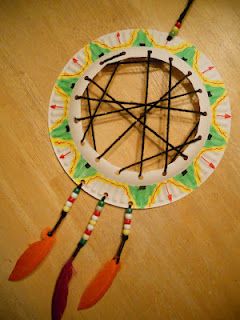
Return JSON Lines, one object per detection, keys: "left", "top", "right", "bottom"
{"left": 75, "top": 51, "right": 206, "bottom": 177}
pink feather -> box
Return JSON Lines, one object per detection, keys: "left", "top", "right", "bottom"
{"left": 51, "top": 257, "right": 74, "bottom": 320}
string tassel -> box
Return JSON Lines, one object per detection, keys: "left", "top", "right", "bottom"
{"left": 78, "top": 203, "right": 133, "bottom": 309}
{"left": 8, "top": 183, "right": 83, "bottom": 281}
{"left": 51, "top": 195, "right": 107, "bottom": 320}
{"left": 9, "top": 227, "right": 56, "bottom": 281}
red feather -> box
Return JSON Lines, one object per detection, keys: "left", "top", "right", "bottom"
{"left": 9, "top": 227, "right": 56, "bottom": 281}
{"left": 78, "top": 259, "right": 120, "bottom": 309}
{"left": 52, "top": 257, "right": 74, "bottom": 320}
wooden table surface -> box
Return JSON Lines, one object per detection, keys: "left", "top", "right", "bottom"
{"left": 1, "top": 0, "right": 240, "bottom": 319}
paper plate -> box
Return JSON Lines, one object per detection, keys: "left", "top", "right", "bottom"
{"left": 48, "top": 29, "right": 231, "bottom": 209}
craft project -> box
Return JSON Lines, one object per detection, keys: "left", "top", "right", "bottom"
{"left": 9, "top": 1, "right": 231, "bottom": 319}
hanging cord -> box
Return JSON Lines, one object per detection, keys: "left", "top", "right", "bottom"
{"left": 167, "top": 0, "right": 194, "bottom": 42}
{"left": 48, "top": 181, "right": 84, "bottom": 237}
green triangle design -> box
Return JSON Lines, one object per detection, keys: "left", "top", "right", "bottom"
{"left": 50, "top": 119, "right": 72, "bottom": 141}
{"left": 176, "top": 46, "right": 196, "bottom": 67}
{"left": 174, "top": 163, "right": 197, "bottom": 190}
{"left": 204, "top": 84, "right": 225, "bottom": 106}
{"left": 73, "top": 156, "right": 97, "bottom": 179}
{"left": 204, "top": 125, "right": 226, "bottom": 148}
{"left": 129, "top": 184, "right": 156, "bottom": 208}
{"left": 56, "top": 77, "right": 79, "bottom": 96}
{"left": 132, "top": 30, "right": 153, "bottom": 47}
{"left": 89, "top": 42, "right": 111, "bottom": 62}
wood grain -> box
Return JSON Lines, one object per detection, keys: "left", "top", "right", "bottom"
{"left": 0, "top": 0, "right": 240, "bottom": 319}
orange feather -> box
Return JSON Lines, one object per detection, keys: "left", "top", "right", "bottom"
{"left": 78, "top": 259, "right": 120, "bottom": 309}
{"left": 9, "top": 227, "right": 56, "bottom": 281}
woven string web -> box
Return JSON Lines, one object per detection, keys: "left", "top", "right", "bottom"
{"left": 75, "top": 51, "right": 206, "bottom": 177}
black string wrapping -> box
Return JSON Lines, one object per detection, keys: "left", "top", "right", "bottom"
{"left": 163, "top": 58, "right": 173, "bottom": 175}
{"left": 75, "top": 55, "right": 203, "bottom": 176}
{"left": 139, "top": 50, "right": 151, "bottom": 177}
{"left": 86, "top": 87, "right": 97, "bottom": 150}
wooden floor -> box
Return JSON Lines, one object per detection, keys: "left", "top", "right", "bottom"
{"left": 1, "top": 0, "right": 240, "bottom": 319}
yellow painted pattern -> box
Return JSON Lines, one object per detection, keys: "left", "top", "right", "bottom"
{"left": 211, "top": 93, "right": 229, "bottom": 139}
{"left": 86, "top": 173, "right": 133, "bottom": 202}
{"left": 93, "top": 29, "right": 138, "bottom": 50}
{"left": 51, "top": 138, "right": 79, "bottom": 176}
{"left": 60, "top": 45, "right": 92, "bottom": 78}
{"left": 148, "top": 182, "right": 164, "bottom": 207}
{"left": 193, "top": 51, "right": 224, "bottom": 86}
{"left": 148, "top": 179, "right": 191, "bottom": 207}
{"left": 145, "top": 29, "right": 191, "bottom": 54}
{"left": 49, "top": 86, "right": 69, "bottom": 132}
{"left": 194, "top": 147, "right": 224, "bottom": 185}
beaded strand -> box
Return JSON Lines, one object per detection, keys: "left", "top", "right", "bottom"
{"left": 167, "top": 0, "right": 194, "bottom": 42}
{"left": 48, "top": 181, "right": 84, "bottom": 237}
{"left": 115, "top": 202, "right": 133, "bottom": 263}
{"left": 122, "top": 204, "right": 133, "bottom": 236}
{"left": 167, "top": 21, "right": 182, "bottom": 41}
{"left": 72, "top": 194, "right": 107, "bottom": 258}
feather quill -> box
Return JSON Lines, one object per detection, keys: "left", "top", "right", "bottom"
{"left": 78, "top": 259, "right": 120, "bottom": 309}
{"left": 51, "top": 257, "right": 74, "bottom": 320}
{"left": 9, "top": 227, "right": 56, "bottom": 281}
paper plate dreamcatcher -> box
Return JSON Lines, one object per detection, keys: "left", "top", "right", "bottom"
{"left": 9, "top": 1, "right": 231, "bottom": 319}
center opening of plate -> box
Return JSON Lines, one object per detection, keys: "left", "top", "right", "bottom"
{"left": 76, "top": 56, "right": 202, "bottom": 177}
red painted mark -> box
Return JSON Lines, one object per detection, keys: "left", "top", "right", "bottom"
{"left": 217, "top": 113, "right": 231, "bottom": 119}
{"left": 50, "top": 104, "right": 64, "bottom": 109}
{"left": 72, "top": 57, "right": 81, "bottom": 65}
{"left": 202, "top": 156, "right": 215, "bottom": 169}
{"left": 166, "top": 185, "right": 172, "bottom": 202}
{"left": 116, "top": 32, "right": 121, "bottom": 44}
{"left": 202, "top": 66, "right": 215, "bottom": 74}
{"left": 59, "top": 151, "right": 71, "bottom": 159}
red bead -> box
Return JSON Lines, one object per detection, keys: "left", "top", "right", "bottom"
{"left": 124, "top": 218, "right": 131, "bottom": 224}
{"left": 68, "top": 197, "right": 75, "bottom": 203}
{"left": 175, "top": 21, "right": 181, "bottom": 28}
{"left": 85, "top": 229, "right": 92, "bottom": 235}
{"left": 94, "top": 210, "right": 101, "bottom": 217}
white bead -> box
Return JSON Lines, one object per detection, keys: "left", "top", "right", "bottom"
{"left": 124, "top": 224, "right": 131, "bottom": 230}
{"left": 95, "top": 205, "right": 103, "bottom": 212}
{"left": 91, "top": 215, "right": 99, "bottom": 221}
{"left": 83, "top": 233, "right": 89, "bottom": 240}
{"left": 87, "top": 224, "right": 94, "bottom": 231}
{"left": 71, "top": 192, "right": 78, "bottom": 199}
{"left": 66, "top": 201, "right": 72, "bottom": 207}
{"left": 125, "top": 214, "right": 132, "bottom": 219}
